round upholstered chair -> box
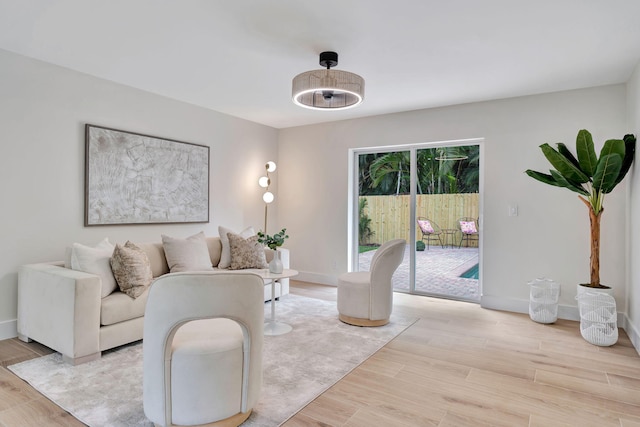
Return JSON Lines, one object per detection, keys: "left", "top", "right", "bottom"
{"left": 337, "top": 239, "right": 406, "bottom": 327}
{"left": 143, "top": 272, "right": 264, "bottom": 427}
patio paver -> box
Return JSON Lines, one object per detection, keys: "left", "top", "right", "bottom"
{"left": 358, "top": 245, "right": 479, "bottom": 301}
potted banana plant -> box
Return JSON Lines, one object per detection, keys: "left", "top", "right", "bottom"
{"left": 525, "top": 129, "right": 635, "bottom": 290}
{"left": 525, "top": 130, "right": 635, "bottom": 346}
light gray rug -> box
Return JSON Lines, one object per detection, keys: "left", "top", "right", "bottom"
{"left": 9, "top": 294, "right": 415, "bottom": 427}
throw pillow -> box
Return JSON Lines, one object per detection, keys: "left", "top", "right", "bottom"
{"left": 110, "top": 241, "right": 153, "bottom": 298}
{"left": 161, "top": 231, "right": 214, "bottom": 273}
{"left": 460, "top": 220, "right": 477, "bottom": 234}
{"left": 218, "top": 225, "right": 255, "bottom": 269}
{"left": 70, "top": 238, "right": 117, "bottom": 298}
{"left": 228, "top": 232, "right": 268, "bottom": 270}
{"left": 417, "top": 219, "right": 434, "bottom": 234}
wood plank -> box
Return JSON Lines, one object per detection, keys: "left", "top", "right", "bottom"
{"left": 0, "top": 397, "right": 85, "bottom": 427}
{"left": 284, "top": 394, "right": 357, "bottom": 427}
{"left": 1, "top": 281, "right": 640, "bottom": 427}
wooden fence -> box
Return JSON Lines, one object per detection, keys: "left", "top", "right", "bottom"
{"left": 360, "top": 194, "right": 479, "bottom": 246}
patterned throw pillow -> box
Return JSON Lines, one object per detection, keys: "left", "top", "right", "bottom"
{"left": 218, "top": 225, "right": 255, "bottom": 269}
{"left": 228, "top": 233, "right": 268, "bottom": 270}
{"left": 460, "top": 220, "right": 477, "bottom": 234}
{"left": 110, "top": 241, "right": 153, "bottom": 299}
{"left": 417, "top": 219, "right": 434, "bottom": 234}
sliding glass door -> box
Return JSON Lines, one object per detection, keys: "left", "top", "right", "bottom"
{"left": 352, "top": 140, "right": 481, "bottom": 302}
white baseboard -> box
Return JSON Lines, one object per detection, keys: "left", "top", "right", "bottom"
{"left": 622, "top": 313, "right": 640, "bottom": 355}
{"left": 295, "top": 271, "right": 337, "bottom": 287}
{"left": 0, "top": 319, "right": 17, "bottom": 341}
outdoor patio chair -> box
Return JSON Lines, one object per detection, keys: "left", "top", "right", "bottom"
{"left": 457, "top": 217, "right": 479, "bottom": 248}
{"left": 417, "top": 217, "right": 444, "bottom": 249}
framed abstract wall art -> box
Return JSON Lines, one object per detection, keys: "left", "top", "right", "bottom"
{"left": 85, "top": 124, "right": 210, "bottom": 226}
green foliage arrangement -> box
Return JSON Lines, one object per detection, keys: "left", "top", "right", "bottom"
{"left": 257, "top": 228, "right": 289, "bottom": 250}
{"left": 359, "top": 198, "right": 375, "bottom": 244}
{"left": 416, "top": 240, "right": 426, "bottom": 251}
{"left": 525, "top": 129, "right": 636, "bottom": 288}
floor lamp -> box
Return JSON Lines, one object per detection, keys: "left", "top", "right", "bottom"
{"left": 258, "top": 161, "right": 276, "bottom": 233}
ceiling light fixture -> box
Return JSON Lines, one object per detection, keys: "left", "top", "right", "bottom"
{"left": 292, "top": 51, "right": 364, "bottom": 110}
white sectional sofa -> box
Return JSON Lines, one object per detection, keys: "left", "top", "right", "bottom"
{"left": 17, "top": 235, "right": 289, "bottom": 365}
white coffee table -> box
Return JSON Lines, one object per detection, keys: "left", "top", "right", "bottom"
{"left": 259, "top": 269, "right": 299, "bottom": 336}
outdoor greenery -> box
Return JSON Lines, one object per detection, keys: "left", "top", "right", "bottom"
{"left": 359, "top": 145, "right": 479, "bottom": 196}
{"left": 358, "top": 198, "right": 374, "bottom": 244}
{"left": 416, "top": 240, "right": 426, "bottom": 251}
{"left": 526, "top": 130, "right": 636, "bottom": 288}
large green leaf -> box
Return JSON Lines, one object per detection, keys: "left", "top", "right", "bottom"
{"left": 614, "top": 134, "right": 636, "bottom": 186}
{"left": 593, "top": 153, "right": 622, "bottom": 193}
{"left": 540, "top": 143, "right": 590, "bottom": 183}
{"left": 576, "top": 129, "right": 597, "bottom": 176}
{"left": 549, "top": 170, "right": 589, "bottom": 196}
{"left": 525, "top": 169, "right": 563, "bottom": 187}
{"left": 599, "top": 138, "right": 625, "bottom": 159}
{"left": 557, "top": 143, "right": 580, "bottom": 168}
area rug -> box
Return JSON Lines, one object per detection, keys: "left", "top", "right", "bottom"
{"left": 8, "top": 294, "right": 416, "bottom": 427}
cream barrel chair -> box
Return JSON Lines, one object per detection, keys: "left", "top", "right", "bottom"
{"left": 143, "top": 272, "right": 264, "bottom": 427}
{"left": 337, "top": 239, "right": 406, "bottom": 326}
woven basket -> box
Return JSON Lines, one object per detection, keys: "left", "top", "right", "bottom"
{"left": 576, "top": 292, "right": 618, "bottom": 346}
{"left": 528, "top": 278, "right": 560, "bottom": 324}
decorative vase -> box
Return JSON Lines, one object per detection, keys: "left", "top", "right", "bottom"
{"left": 269, "top": 249, "right": 283, "bottom": 274}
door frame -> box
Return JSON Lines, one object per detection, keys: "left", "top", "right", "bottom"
{"left": 348, "top": 138, "right": 484, "bottom": 299}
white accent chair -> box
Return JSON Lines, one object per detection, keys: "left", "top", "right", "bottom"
{"left": 143, "top": 272, "right": 264, "bottom": 427}
{"left": 337, "top": 239, "right": 406, "bottom": 327}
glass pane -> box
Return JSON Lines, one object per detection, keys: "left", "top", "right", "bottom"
{"left": 415, "top": 145, "right": 480, "bottom": 301}
{"left": 357, "top": 151, "right": 410, "bottom": 292}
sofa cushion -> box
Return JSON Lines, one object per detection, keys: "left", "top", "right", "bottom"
{"left": 228, "top": 233, "right": 268, "bottom": 270}
{"left": 110, "top": 241, "right": 153, "bottom": 298}
{"left": 218, "top": 226, "right": 255, "bottom": 269}
{"left": 101, "top": 288, "right": 149, "bottom": 326}
{"left": 70, "top": 238, "right": 117, "bottom": 298}
{"left": 136, "top": 242, "right": 170, "bottom": 278}
{"left": 205, "top": 237, "right": 223, "bottom": 268}
{"left": 161, "top": 232, "right": 214, "bottom": 273}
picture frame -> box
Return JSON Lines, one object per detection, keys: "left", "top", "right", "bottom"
{"left": 85, "top": 124, "right": 210, "bottom": 226}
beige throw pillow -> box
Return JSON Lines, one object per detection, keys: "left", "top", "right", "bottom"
{"left": 110, "top": 241, "right": 153, "bottom": 298}
{"left": 228, "top": 233, "right": 268, "bottom": 270}
{"left": 218, "top": 226, "right": 255, "bottom": 269}
{"left": 70, "top": 238, "right": 117, "bottom": 298}
{"left": 161, "top": 232, "right": 214, "bottom": 273}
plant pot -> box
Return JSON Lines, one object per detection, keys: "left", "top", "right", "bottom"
{"left": 269, "top": 249, "right": 284, "bottom": 274}
{"left": 527, "top": 278, "right": 559, "bottom": 324}
{"left": 576, "top": 284, "right": 618, "bottom": 346}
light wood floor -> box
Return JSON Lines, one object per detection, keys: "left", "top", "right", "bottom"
{"left": 2, "top": 281, "right": 640, "bottom": 426}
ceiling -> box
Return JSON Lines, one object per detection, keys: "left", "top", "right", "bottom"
{"left": 2, "top": 1, "right": 640, "bottom": 129}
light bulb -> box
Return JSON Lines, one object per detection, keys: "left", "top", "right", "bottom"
{"left": 258, "top": 176, "right": 270, "bottom": 188}
{"left": 263, "top": 191, "right": 274, "bottom": 203}
{"left": 266, "top": 161, "right": 277, "bottom": 172}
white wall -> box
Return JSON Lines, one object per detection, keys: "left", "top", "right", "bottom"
{"left": 0, "top": 49, "right": 278, "bottom": 338}
{"left": 627, "top": 61, "right": 640, "bottom": 349}
{"left": 0, "top": 46, "right": 634, "bottom": 342}
{"left": 278, "top": 85, "right": 629, "bottom": 317}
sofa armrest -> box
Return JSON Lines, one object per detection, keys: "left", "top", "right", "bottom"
{"left": 18, "top": 263, "right": 102, "bottom": 362}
